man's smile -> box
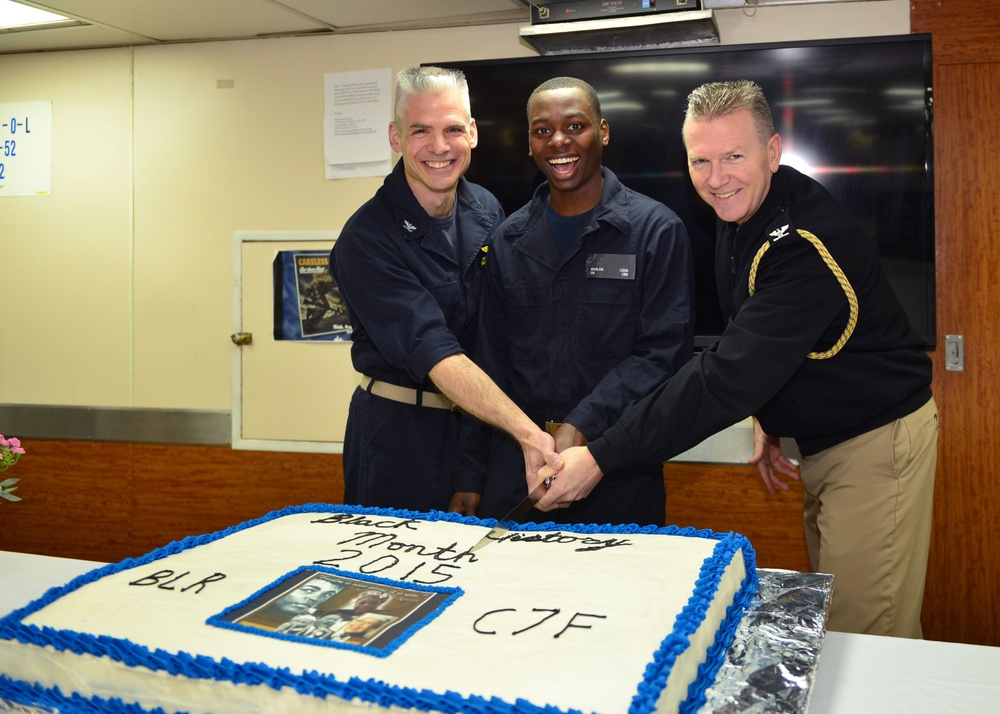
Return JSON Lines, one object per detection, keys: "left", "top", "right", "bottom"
{"left": 547, "top": 155, "right": 579, "bottom": 175}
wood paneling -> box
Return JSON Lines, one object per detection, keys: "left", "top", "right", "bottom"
{"left": 911, "top": 0, "right": 1000, "bottom": 66}
{"left": 0, "top": 440, "right": 133, "bottom": 563}
{"left": 131, "top": 445, "right": 343, "bottom": 555}
{"left": 663, "top": 463, "right": 811, "bottom": 572}
{"left": 907, "top": 0, "right": 1000, "bottom": 647}
{"left": 0, "top": 440, "right": 342, "bottom": 562}
{"left": 919, "top": 61, "right": 1000, "bottom": 646}
{"left": 0, "top": 441, "right": 809, "bottom": 570}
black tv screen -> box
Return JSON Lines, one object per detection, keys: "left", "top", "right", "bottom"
{"left": 435, "top": 34, "right": 935, "bottom": 348}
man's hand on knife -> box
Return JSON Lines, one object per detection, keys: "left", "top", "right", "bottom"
{"left": 534, "top": 445, "right": 604, "bottom": 512}
{"left": 521, "top": 427, "right": 563, "bottom": 494}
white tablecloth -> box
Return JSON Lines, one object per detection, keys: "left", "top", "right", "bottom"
{"left": 2, "top": 550, "right": 999, "bottom": 713}
{"left": 808, "top": 630, "right": 1000, "bottom": 713}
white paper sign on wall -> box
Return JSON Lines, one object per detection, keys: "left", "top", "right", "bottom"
{"left": 0, "top": 101, "right": 52, "bottom": 197}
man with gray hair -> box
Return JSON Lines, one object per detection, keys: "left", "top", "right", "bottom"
{"left": 536, "top": 80, "right": 937, "bottom": 638}
{"left": 331, "top": 66, "right": 560, "bottom": 514}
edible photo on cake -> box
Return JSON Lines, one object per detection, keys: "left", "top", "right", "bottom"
{"left": 210, "top": 566, "right": 460, "bottom": 655}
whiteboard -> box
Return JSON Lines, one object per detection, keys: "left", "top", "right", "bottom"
{"left": 232, "top": 231, "right": 357, "bottom": 453}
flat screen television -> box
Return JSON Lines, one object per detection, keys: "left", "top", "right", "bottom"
{"left": 435, "top": 33, "right": 935, "bottom": 348}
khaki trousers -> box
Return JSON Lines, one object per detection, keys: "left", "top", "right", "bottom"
{"left": 800, "top": 397, "right": 938, "bottom": 638}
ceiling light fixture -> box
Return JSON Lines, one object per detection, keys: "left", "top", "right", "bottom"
{"left": 0, "top": 0, "right": 77, "bottom": 32}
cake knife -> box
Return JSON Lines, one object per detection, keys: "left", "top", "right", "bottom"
{"left": 469, "top": 475, "right": 554, "bottom": 553}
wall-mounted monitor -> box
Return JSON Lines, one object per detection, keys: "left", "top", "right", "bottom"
{"left": 435, "top": 34, "right": 935, "bottom": 348}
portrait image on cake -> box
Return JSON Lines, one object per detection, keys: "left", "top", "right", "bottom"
{"left": 214, "top": 567, "right": 453, "bottom": 653}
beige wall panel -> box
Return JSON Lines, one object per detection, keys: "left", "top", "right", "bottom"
{"left": 715, "top": 0, "right": 909, "bottom": 45}
{"left": 0, "top": 48, "right": 133, "bottom": 406}
{"left": 130, "top": 24, "right": 535, "bottom": 409}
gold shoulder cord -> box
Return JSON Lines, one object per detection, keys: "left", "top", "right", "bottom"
{"left": 747, "top": 229, "right": 858, "bottom": 360}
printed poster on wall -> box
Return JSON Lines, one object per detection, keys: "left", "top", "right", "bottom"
{"left": 323, "top": 67, "right": 392, "bottom": 180}
{"left": 273, "top": 250, "right": 351, "bottom": 341}
{"left": 0, "top": 101, "right": 52, "bottom": 196}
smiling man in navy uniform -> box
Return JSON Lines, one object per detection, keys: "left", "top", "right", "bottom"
{"left": 330, "top": 66, "right": 560, "bottom": 514}
{"left": 536, "top": 80, "right": 937, "bottom": 638}
{"left": 467, "top": 77, "right": 694, "bottom": 526}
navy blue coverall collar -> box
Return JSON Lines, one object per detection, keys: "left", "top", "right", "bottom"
{"left": 506, "top": 167, "right": 629, "bottom": 271}
{"left": 382, "top": 160, "right": 491, "bottom": 270}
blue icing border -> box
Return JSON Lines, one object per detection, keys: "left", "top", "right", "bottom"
{"left": 685, "top": 539, "right": 758, "bottom": 714}
{"left": 207, "top": 563, "right": 463, "bottom": 658}
{"left": 0, "top": 504, "right": 756, "bottom": 714}
{"left": 0, "top": 675, "right": 172, "bottom": 714}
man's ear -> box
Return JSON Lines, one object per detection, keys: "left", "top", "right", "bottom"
{"left": 389, "top": 122, "right": 402, "bottom": 153}
{"left": 468, "top": 118, "right": 479, "bottom": 150}
{"left": 767, "top": 132, "right": 782, "bottom": 172}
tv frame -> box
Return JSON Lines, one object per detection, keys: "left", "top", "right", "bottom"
{"left": 434, "top": 33, "right": 936, "bottom": 349}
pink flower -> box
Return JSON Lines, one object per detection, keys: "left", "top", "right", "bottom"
{"left": 0, "top": 434, "right": 27, "bottom": 497}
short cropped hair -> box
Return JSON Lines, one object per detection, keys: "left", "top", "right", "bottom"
{"left": 683, "top": 80, "right": 775, "bottom": 145}
{"left": 527, "top": 76, "right": 602, "bottom": 120}
{"left": 394, "top": 66, "right": 471, "bottom": 127}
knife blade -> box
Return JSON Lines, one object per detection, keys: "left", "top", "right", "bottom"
{"left": 469, "top": 476, "right": 554, "bottom": 553}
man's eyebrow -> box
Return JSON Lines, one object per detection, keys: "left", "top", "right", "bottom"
{"left": 407, "top": 121, "right": 467, "bottom": 130}
{"left": 530, "top": 111, "right": 588, "bottom": 125}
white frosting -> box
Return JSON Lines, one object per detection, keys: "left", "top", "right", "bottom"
{"left": 0, "top": 509, "right": 750, "bottom": 713}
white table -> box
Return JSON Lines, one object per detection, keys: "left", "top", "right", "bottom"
{"left": 1, "top": 549, "right": 104, "bottom": 614}
{"left": 2, "top": 550, "right": 999, "bottom": 713}
{"left": 808, "top": 631, "right": 1000, "bottom": 713}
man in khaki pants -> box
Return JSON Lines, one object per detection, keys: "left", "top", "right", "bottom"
{"left": 534, "top": 80, "right": 938, "bottom": 638}
{"left": 800, "top": 398, "right": 937, "bottom": 635}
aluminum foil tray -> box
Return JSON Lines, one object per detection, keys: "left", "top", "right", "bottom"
{"left": 702, "top": 568, "right": 834, "bottom": 713}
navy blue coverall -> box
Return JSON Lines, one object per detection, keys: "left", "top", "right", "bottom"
{"left": 330, "top": 161, "right": 504, "bottom": 511}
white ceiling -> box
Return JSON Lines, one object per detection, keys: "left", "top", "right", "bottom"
{"left": 0, "top": 0, "right": 532, "bottom": 55}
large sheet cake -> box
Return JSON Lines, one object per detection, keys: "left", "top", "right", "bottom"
{"left": 0, "top": 504, "right": 757, "bottom": 713}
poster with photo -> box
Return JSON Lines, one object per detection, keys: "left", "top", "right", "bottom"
{"left": 273, "top": 250, "right": 351, "bottom": 341}
{"left": 211, "top": 567, "right": 459, "bottom": 655}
